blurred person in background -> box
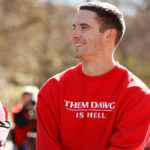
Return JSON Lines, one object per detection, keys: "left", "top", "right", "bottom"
{"left": 36, "top": 1, "right": 150, "bottom": 150}
{"left": 11, "top": 86, "right": 39, "bottom": 150}
{"left": 0, "top": 101, "right": 10, "bottom": 150}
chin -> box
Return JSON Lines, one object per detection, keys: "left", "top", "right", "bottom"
{"left": 75, "top": 54, "right": 81, "bottom": 58}
{"left": 75, "top": 51, "right": 81, "bottom": 57}
{"left": 75, "top": 49, "right": 84, "bottom": 57}
{"left": 75, "top": 54, "right": 85, "bottom": 61}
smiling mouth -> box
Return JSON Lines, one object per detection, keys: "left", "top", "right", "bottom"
{"left": 74, "top": 42, "right": 86, "bottom": 48}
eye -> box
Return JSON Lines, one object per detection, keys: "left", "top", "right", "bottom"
{"left": 81, "top": 26, "right": 88, "bottom": 30}
{"left": 72, "top": 25, "right": 76, "bottom": 31}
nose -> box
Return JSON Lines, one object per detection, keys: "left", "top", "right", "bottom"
{"left": 72, "top": 28, "right": 81, "bottom": 40}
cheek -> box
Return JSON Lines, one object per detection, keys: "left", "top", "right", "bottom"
{"left": 83, "top": 32, "right": 103, "bottom": 47}
{"left": 95, "top": 36, "right": 104, "bottom": 46}
{"left": 88, "top": 36, "right": 102, "bottom": 47}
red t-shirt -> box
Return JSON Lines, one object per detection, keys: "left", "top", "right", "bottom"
{"left": 36, "top": 63, "right": 150, "bottom": 150}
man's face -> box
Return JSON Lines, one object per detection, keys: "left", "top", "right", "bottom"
{"left": 72, "top": 10, "right": 105, "bottom": 61}
{"left": 22, "top": 93, "right": 32, "bottom": 105}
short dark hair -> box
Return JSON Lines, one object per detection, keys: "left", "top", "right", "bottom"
{"left": 78, "top": 2, "right": 126, "bottom": 45}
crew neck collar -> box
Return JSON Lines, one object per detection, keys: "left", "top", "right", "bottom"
{"left": 77, "top": 61, "right": 121, "bottom": 81}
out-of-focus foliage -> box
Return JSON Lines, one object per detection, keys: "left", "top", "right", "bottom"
{"left": 100, "top": 0, "right": 150, "bottom": 85}
{"left": 115, "top": 0, "right": 150, "bottom": 85}
{"left": 0, "top": 0, "right": 78, "bottom": 107}
{"left": 0, "top": 0, "right": 150, "bottom": 108}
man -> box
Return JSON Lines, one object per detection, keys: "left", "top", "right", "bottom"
{"left": 11, "top": 86, "right": 39, "bottom": 150}
{"left": 36, "top": 2, "right": 150, "bottom": 150}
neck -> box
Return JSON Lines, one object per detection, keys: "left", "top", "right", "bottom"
{"left": 81, "top": 54, "right": 115, "bottom": 77}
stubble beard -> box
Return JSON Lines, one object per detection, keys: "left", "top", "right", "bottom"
{"left": 74, "top": 48, "right": 85, "bottom": 59}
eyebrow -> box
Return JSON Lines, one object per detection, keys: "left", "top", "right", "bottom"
{"left": 72, "top": 23, "right": 92, "bottom": 28}
{"left": 80, "top": 23, "right": 92, "bottom": 28}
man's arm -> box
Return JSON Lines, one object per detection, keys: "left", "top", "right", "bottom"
{"left": 14, "top": 108, "right": 33, "bottom": 127}
{"left": 105, "top": 91, "right": 150, "bottom": 150}
{"left": 36, "top": 79, "right": 62, "bottom": 150}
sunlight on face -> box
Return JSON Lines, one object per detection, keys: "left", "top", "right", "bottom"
{"left": 72, "top": 10, "right": 105, "bottom": 61}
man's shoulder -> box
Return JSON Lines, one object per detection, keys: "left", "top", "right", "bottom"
{"left": 11, "top": 104, "right": 23, "bottom": 114}
{"left": 40, "top": 63, "right": 80, "bottom": 90}
{"left": 116, "top": 64, "right": 150, "bottom": 110}
{"left": 53, "top": 63, "right": 80, "bottom": 82}
{"left": 118, "top": 63, "right": 149, "bottom": 96}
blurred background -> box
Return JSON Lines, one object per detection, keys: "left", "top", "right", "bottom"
{"left": 0, "top": 0, "right": 150, "bottom": 148}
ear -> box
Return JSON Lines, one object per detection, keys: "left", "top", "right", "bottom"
{"left": 104, "top": 29, "right": 116, "bottom": 43}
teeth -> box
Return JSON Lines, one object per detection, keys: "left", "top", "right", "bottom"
{"left": 75, "top": 43, "right": 85, "bottom": 46}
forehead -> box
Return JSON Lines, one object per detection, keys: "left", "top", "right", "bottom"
{"left": 22, "top": 93, "right": 32, "bottom": 97}
{"left": 73, "top": 10, "right": 98, "bottom": 25}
